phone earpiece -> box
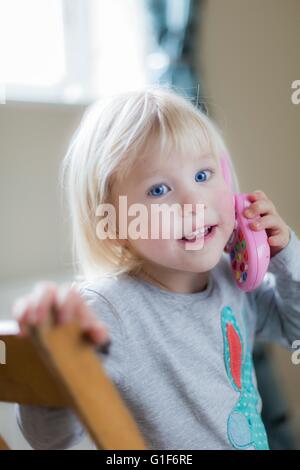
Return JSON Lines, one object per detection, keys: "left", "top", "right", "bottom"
{"left": 220, "top": 152, "right": 270, "bottom": 292}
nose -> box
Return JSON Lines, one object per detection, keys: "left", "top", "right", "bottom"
{"left": 180, "top": 189, "right": 207, "bottom": 214}
{"left": 180, "top": 190, "right": 207, "bottom": 232}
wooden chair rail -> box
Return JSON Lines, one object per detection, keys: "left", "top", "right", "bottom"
{"left": 0, "top": 319, "right": 147, "bottom": 450}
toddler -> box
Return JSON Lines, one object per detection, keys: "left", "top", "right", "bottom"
{"left": 13, "top": 85, "right": 300, "bottom": 450}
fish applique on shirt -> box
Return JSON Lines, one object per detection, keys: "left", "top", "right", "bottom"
{"left": 221, "top": 306, "right": 269, "bottom": 450}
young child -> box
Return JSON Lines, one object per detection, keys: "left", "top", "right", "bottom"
{"left": 13, "top": 85, "right": 300, "bottom": 450}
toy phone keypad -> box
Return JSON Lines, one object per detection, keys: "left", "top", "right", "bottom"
{"left": 225, "top": 193, "right": 270, "bottom": 292}
{"left": 228, "top": 224, "right": 249, "bottom": 284}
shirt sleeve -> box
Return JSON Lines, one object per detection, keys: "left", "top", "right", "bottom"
{"left": 247, "top": 226, "right": 300, "bottom": 350}
{"left": 15, "top": 403, "right": 87, "bottom": 450}
{"left": 15, "top": 284, "right": 126, "bottom": 449}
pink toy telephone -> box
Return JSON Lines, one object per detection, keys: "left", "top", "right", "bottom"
{"left": 220, "top": 152, "right": 270, "bottom": 292}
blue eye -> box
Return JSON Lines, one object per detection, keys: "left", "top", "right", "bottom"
{"left": 195, "top": 169, "right": 212, "bottom": 183}
{"left": 148, "top": 183, "right": 170, "bottom": 197}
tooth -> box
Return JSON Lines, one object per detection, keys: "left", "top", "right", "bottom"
{"left": 185, "top": 234, "right": 195, "bottom": 240}
{"left": 185, "top": 227, "right": 207, "bottom": 240}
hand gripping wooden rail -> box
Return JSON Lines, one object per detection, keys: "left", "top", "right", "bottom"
{"left": 0, "top": 314, "right": 147, "bottom": 450}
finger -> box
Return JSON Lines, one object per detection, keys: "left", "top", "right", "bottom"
{"left": 249, "top": 214, "right": 279, "bottom": 230}
{"left": 247, "top": 190, "right": 269, "bottom": 202}
{"left": 77, "top": 300, "right": 109, "bottom": 343}
{"left": 12, "top": 296, "right": 29, "bottom": 321}
{"left": 13, "top": 297, "right": 38, "bottom": 335}
{"left": 268, "top": 234, "right": 286, "bottom": 246}
{"left": 55, "top": 287, "right": 109, "bottom": 346}
{"left": 268, "top": 225, "right": 290, "bottom": 246}
{"left": 29, "top": 282, "right": 58, "bottom": 325}
{"left": 81, "top": 319, "right": 110, "bottom": 346}
{"left": 244, "top": 199, "right": 276, "bottom": 218}
{"left": 55, "top": 284, "right": 82, "bottom": 323}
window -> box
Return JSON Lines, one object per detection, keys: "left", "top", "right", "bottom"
{"left": 0, "top": 0, "right": 150, "bottom": 104}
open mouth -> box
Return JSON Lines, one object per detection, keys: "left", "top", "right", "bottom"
{"left": 179, "top": 225, "right": 216, "bottom": 243}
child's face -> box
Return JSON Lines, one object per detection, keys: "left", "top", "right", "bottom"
{"left": 111, "top": 145, "right": 235, "bottom": 279}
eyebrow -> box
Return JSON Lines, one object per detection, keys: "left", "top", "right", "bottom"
{"left": 142, "top": 153, "right": 215, "bottom": 179}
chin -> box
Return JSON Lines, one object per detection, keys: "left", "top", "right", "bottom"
{"left": 192, "top": 255, "right": 223, "bottom": 273}
{"left": 193, "top": 244, "right": 225, "bottom": 270}
{"left": 174, "top": 250, "right": 224, "bottom": 273}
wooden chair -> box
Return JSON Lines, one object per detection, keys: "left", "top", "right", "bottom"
{"left": 0, "top": 315, "right": 147, "bottom": 450}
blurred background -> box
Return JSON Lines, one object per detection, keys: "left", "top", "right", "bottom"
{"left": 0, "top": 0, "right": 299, "bottom": 449}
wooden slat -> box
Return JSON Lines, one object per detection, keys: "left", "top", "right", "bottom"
{"left": 0, "top": 435, "right": 10, "bottom": 450}
{"left": 29, "top": 318, "right": 147, "bottom": 450}
{"left": 0, "top": 318, "right": 147, "bottom": 450}
{"left": 0, "top": 326, "right": 70, "bottom": 406}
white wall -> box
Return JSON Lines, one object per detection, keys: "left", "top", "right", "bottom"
{"left": 0, "top": 102, "right": 85, "bottom": 284}
{"left": 199, "top": 0, "right": 300, "bottom": 446}
{"left": 198, "top": 0, "right": 300, "bottom": 236}
{"left": 0, "top": 102, "right": 91, "bottom": 448}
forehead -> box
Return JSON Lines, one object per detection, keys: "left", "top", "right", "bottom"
{"left": 112, "top": 116, "right": 220, "bottom": 195}
{"left": 138, "top": 150, "right": 217, "bottom": 179}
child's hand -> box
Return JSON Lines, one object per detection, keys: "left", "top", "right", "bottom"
{"left": 243, "top": 190, "right": 290, "bottom": 258}
{"left": 12, "top": 281, "right": 111, "bottom": 352}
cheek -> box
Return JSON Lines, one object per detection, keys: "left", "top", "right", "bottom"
{"left": 150, "top": 211, "right": 182, "bottom": 239}
{"left": 127, "top": 209, "right": 180, "bottom": 262}
{"left": 214, "top": 188, "right": 235, "bottom": 227}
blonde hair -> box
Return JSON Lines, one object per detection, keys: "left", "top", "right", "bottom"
{"left": 60, "top": 84, "right": 240, "bottom": 282}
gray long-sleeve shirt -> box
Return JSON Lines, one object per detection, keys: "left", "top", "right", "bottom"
{"left": 16, "top": 226, "right": 300, "bottom": 450}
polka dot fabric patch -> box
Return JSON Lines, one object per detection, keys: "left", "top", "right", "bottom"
{"left": 221, "top": 306, "right": 269, "bottom": 450}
